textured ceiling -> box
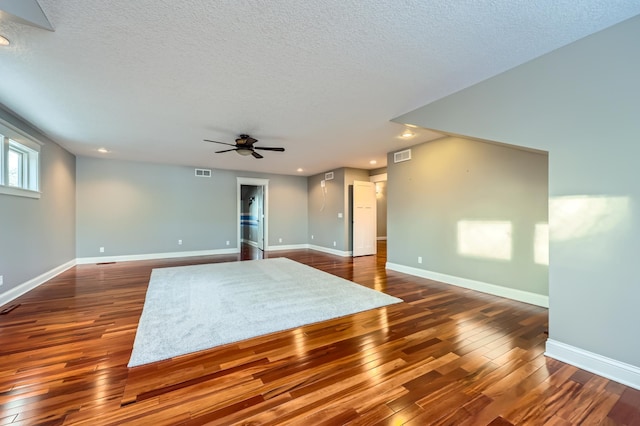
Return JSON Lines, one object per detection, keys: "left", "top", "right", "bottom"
{"left": 1, "top": 1, "right": 639, "bottom": 176}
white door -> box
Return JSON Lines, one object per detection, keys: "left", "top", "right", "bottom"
{"left": 353, "top": 180, "right": 377, "bottom": 257}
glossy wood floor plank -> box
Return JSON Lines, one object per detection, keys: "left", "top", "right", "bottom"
{"left": 1, "top": 243, "right": 639, "bottom": 425}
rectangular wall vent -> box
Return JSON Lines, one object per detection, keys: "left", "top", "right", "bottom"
{"left": 195, "top": 168, "right": 212, "bottom": 177}
{"left": 394, "top": 149, "right": 412, "bottom": 163}
{"left": 325, "top": 171, "right": 334, "bottom": 181}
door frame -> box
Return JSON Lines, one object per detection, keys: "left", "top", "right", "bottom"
{"left": 237, "top": 177, "right": 269, "bottom": 251}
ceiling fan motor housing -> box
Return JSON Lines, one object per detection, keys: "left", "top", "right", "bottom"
{"left": 204, "top": 134, "right": 283, "bottom": 159}
{"left": 236, "top": 134, "right": 252, "bottom": 145}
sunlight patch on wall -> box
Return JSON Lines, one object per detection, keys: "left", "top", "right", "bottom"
{"left": 457, "top": 220, "right": 512, "bottom": 261}
{"left": 534, "top": 223, "right": 549, "bottom": 265}
{"left": 550, "top": 196, "right": 630, "bottom": 241}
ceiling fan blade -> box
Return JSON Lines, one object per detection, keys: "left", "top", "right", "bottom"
{"left": 215, "top": 148, "right": 237, "bottom": 153}
{"left": 204, "top": 139, "right": 236, "bottom": 147}
{"left": 245, "top": 136, "right": 258, "bottom": 145}
{"left": 251, "top": 151, "right": 264, "bottom": 159}
{"left": 254, "top": 146, "right": 285, "bottom": 152}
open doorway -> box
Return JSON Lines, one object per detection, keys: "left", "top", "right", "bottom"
{"left": 240, "top": 185, "right": 264, "bottom": 250}
{"left": 237, "top": 177, "right": 269, "bottom": 253}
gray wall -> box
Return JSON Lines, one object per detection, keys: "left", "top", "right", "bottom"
{"left": 307, "top": 167, "right": 371, "bottom": 252}
{"left": 370, "top": 168, "right": 388, "bottom": 238}
{"left": 387, "top": 136, "right": 548, "bottom": 295}
{"left": 394, "top": 16, "right": 640, "bottom": 366}
{"left": 375, "top": 181, "right": 387, "bottom": 238}
{"left": 344, "top": 168, "right": 371, "bottom": 251}
{"left": 0, "top": 107, "right": 76, "bottom": 296}
{"left": 76, "top": 157, "right": 307, "bottom": 257}
{"left": 308, "top": 169, "right": 347, "bottom": 250}
{"left": 261, "top": 172, "right": 308, "bottom": 247}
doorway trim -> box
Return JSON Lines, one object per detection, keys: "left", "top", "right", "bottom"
{"left": 237, "top": 177, "right": 269, "bottom": 251}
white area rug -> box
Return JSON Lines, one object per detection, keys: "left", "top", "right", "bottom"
{"left": 128, "top": 257, "right": 402, "bottom": 367}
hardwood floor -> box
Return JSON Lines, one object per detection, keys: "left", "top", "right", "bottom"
{"left": 1, "top": 242, "right": 639, "bottom": 425}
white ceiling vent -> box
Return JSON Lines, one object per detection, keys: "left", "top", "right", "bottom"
{"left": 394, "top": 149, "right": 412, "bottom": 163}
{"left": 325, "top": 171, "right": 334, "bottom": 180}
{"left": 195, "top": 168, "right": 212, "bottom": 177}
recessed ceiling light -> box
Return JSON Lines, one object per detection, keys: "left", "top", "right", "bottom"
{"left": 405, "top": 124, "right": 417, "bottom": 128}
{"left": 401, "top": 131, "right": 414, "bottom": 138}
{"left": 0, "top": 36, "right": 9, "bottom": 46}
{"left": 369, "top": 160, "right": 377, "bottom": 165}
{"left": 97, "top": 148, "right": 109, "bottom": 153}
{"left": 297, "top": 168, "right": 303, "bottom": 172}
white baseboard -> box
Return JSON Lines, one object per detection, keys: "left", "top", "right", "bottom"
{"left": 376, "top": 236, "right": 387, "bottom": 241}
{"left": 241, "top": 239, "right": 259, "bottom": 248}
{"left": 267, "top": 244, "right": 310, "bottom": 252}
{"left": 0, "top": 260, "right": 76, "bottom": 306}
{"left": 308, "top": 244, "right": 353, "bottom": 257}
{"left": 76, "top": 248, "right": 240, "bottom": 265}
{"left": 385, "top": 262, "right": 549, "bottom": 308}
{"left": 546, "top": 339, "right": 640, "bottom": 390}
{"left": 2, "top": 245, "right": 351, "bottom": 306}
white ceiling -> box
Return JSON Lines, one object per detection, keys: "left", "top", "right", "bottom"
{"left": 1, "top": 1, "right": 639, "bottom": 176}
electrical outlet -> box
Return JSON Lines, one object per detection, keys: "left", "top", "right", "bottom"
{"left": 278, "top": 238, "right": 282, "bottom": 243}
{"left": 338, "top": 212, "right": 343, "bottom": 218}
{"left": 0, "top": 275, "right": 3, "bottom": 286}
{"left": 418, "top": 256, "right": 422, "bottom": 264}
{"left": 178, "top": 239, "right": 182, "bottom": 245}
{"left": 333, "top": 241, "right": 337, "bottom": 247}
{"left": 99, "top": 247, "right": 105, "bottom": 253}
{"left": 226, "top": 241, "right": 230, "bottom": 246}
{"left": 311, "top": 235, "right": 314, "bottom": 239}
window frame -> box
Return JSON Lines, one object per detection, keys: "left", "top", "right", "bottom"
{"left": 0, "top": 118, "right": 42, "bottom": 199}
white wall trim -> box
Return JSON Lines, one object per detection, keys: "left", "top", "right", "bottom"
{"left": 385, "top": 262, "right": 549, "bottom": 308}
{"left": 309, "top": 244, "right": 353, "bottom": 257}
{"left": 76, "top": 248, "right": 240, "bottom": 265}
{"left": 267, "top": 244, "right": 310, "bottom": 252}
{"left": 369, "top": 173, "right": 387, "bottom": 183}
{"left": 0, "top": 260, "right": 76, "bottom": 306}
{"left": 546, "top": 339, "right": 640, "bottom": 390}
{"left": 0, "top": 186, "right": 41, "bottom": 199}
{"left": 242, "top": 239, "right": 259, "bottom": 248}
{"left": 1, "top": 245, "right": 351, "bottom": 306}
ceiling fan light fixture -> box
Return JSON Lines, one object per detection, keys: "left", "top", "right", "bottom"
{"left": 0, "top": 35, "right": 9, "bottom": 46}
{"left": 236, "top": 148, "right": 252, "bottom": 156}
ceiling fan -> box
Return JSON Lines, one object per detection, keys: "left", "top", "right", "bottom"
{"left": 204, "top": 134, "right": 285, "bottom": 159}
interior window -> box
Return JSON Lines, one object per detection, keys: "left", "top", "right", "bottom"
{"left": 0, "top": 122, "right": 42, "bottom": 198}
{"left": 7, "top": 145, "right": 24, "bottom": 187}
